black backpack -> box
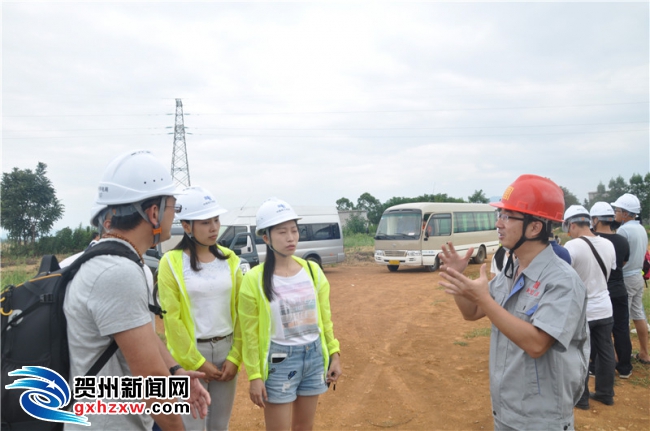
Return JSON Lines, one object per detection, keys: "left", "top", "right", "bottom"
{"left": 1, "top": 241, "right": 142, "bottom": 431}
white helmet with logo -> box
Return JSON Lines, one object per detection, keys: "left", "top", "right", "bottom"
{"left": 611, "top": 193, "right": 641, "bottom": 214}
{"left": 96, "top": 150, "right": 178, "bottom": 205}
{"left": 562, "top": 204, "right": 590, "bottom": 232}
{"left": 589, "top": 201, "right": 615, "bottom": 220}
{"left": 175, "top": 186, "right": 227, "bottom": 221}
{"left": 255, "top": 198, "right": 301, "bottom": 236}
{"left": 96, "top": 150, "right": 184, "bottom": 245}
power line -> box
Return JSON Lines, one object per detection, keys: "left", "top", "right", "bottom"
{"left": 4, "top": 129, "right": 646, "bottom": 140}
{"left": 3, "top": 101, "right": 647, "bottom": 118}
{"left": 4, "top": 120, "right": 647, "bottom": 134}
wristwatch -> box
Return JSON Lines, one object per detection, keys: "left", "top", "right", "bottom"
{"left": 169, "top": 365, "right": 182, "bottom": 375}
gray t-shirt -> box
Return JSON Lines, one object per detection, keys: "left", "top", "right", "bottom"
{"left": 63, "top": 239, "right": 154, "bottom": 431}
{"left": 488, "top": 245, "right": 589, "bottom": 430}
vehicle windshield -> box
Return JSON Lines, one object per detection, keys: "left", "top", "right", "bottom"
{"left": 375, "top": 210, "right": 422, "bottom": 240}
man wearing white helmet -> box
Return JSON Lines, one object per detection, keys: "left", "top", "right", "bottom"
{"left": 590, "top": 202, "right": 633, "bottom": 378}
{"left": 612, "top": 193, "right": 650, "bottom": 364}
{"left": 64, "top": 150, "right": 210, "bottom": 430}
{"left": 563, "top": 205, "right": 617, "bottom": 408}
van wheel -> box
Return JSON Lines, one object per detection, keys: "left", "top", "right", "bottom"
{"left": 472, "top": 246, "right": 486, "bottom": 264}
{"left": 387, "top": 265, "right": 399, "bottom": 272}
{"left": 306, "top": 255, "right": 322, "bottom": 268}
{"left": 425, "top": 257, "right": 440, "bottom": 272}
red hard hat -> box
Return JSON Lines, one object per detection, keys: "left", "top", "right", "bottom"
{"left": 490, "top": 174, "right": 565, "bottom": 222}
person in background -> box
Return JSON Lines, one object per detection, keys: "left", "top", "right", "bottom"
{"left": 590, "top": 201, "right": 632, "bottom": 379}
{"left": 612, "top": 193, "right": 650, "bottom": 365}
{"left": 563, "top": 205, "right": 616, "bottom": 408}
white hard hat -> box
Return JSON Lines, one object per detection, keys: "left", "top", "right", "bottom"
{"left": 562, "top": 204, "right": 590, "bottom": 232}
{"left": 175, "top": 186, "right": 227, "bottom": 221}
{"left": 564, "top": 204, "right": 590, "bottom": 221}
{"left": 96, "top": 150, "right": 179, "bottom": 205}
{"left": 590, "top": 201, "right": 615, "bottom": 219}
{"left": 255, "top": 198, "right": 301, "bottom": 236}
{"left": 90, "top": 203, "right": 108, "bottom": 227}
{"left": 611, "top": 193, "right": 641, "bottom": 214}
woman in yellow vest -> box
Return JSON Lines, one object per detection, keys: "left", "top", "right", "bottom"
{"left": 239, "top": 198, "right": 342, "bottom": 431}
{"left": 158, "top": 186, "right": 243, "bottom": 431}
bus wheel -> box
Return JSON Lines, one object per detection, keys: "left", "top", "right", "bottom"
{"left": 472, "top": 246, "right": 486, "bottom": 264}
{"left": 387, "top": 265, "right": 399, "bottom": 272}
{"left": 425, "top": 256, "right": 440, "bottom": 272}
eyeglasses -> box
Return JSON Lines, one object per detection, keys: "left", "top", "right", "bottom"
{"left": 497, "top": 212, "right": 525, "bottom": 222}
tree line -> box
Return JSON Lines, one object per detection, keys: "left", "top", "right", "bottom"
{"left": 1, "top": 162, "right": 648, "bottom": 256}
{"left": 338, "top": 173, "right": 650, "bottom": 234}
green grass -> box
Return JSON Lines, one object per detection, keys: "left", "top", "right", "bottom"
{"left": 464, "top": 328, "right": 491, "bottom": 339}
{"left": 1, "top": 266, "right": 32, "bottom": 291}
{"left": 343, "top": 233, "right": 374, "bottom": 249}
{"left": 453, "top": 341, "right": 468, "bottom": 347}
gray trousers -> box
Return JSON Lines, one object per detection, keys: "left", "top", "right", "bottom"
{"left": 182, "top": 334, "right": 237, "bottom": 431}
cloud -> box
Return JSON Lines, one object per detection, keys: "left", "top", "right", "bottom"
{"left": 2, "top": 2, "right": 648, "bottom": 235}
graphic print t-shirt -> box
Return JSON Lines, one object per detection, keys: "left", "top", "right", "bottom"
{"left": 269, "top": 269, "right": 320, "bottom": 346}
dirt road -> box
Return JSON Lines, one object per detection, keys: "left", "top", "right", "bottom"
{"left": 229, "top": 258, "right": 650, "bottom": 430}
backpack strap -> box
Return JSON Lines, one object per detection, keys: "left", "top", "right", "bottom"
{"left": 578, "top": 236, "right": 608, "bottom": 281}
{"left": 37, "top": 255, "right": 60, "bottom": 276}
{"left": 85, "top": 340, "right": 119, "bottom": 376}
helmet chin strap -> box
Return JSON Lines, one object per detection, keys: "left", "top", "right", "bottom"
{"left": 134, "top": 197, "right": 166, "bottom": 246}
{"left": 503, "top": 216, "right": 541, "bottom": 279}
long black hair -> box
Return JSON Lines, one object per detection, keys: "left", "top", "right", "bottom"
{"left": 261, "top": 220, "right": 299, "bottom": 302}
{"left": 173, "top": 221, "right": 229, "bottom": 272}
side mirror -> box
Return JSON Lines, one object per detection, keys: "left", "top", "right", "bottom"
{"left": 233, "top": 248, "right": 242, "bottom": 256}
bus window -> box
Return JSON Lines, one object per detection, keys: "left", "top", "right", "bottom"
{"left": 376, "top": 211, "right": 422, "bottom": 239}
{"left": 427, "top": 213, "right": 452, "bottom": 236}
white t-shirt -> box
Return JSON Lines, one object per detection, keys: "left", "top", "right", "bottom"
{"left": 565, "top": 235, "right": 616, "bottom": 321}
{"left": 182, "top": 253, "right": 233, "bottom": 339}
{"left": 269, "top": 269, "right": 320, "bottom": 346}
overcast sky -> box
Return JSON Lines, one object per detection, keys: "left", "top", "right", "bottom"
{"left": 3, "top": 1, "right": 649, "bottom": 234}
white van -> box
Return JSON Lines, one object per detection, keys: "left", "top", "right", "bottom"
{"left": 374, "top": 202, "right": 499, "bottom": 272}
{"left": 217, "top": 206, "right": 345, "bottom": 267}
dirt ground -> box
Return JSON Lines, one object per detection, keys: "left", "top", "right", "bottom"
{"left": 227, "top": 254, "right": 650, "bottom": 431}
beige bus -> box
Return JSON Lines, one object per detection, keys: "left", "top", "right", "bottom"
{"left": 374, "top": 202, "right": 499, "bottom": 272}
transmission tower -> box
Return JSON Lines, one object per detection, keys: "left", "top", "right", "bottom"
{"left": 170, "top": 98, "right": 191, "bottom": 187}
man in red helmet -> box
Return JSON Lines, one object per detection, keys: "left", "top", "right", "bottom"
{"left": 439, "top": 175, "right": 588, "bottom": 431}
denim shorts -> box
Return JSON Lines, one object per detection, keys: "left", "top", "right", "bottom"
{"left": 265, "top": 338, "right": 328, "bottom": 404}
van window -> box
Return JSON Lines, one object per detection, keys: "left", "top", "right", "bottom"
{"left": 298, "top": 225, "right": 309, "bottom": 242}
{"left": 220, "top": 225, "right": 248, "bottom": 248}
{"left": 251, "top": 226, "right": 266, "bottom": 245}
{"left": 310, "top": 223, "right": 341, "bottom": 241}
